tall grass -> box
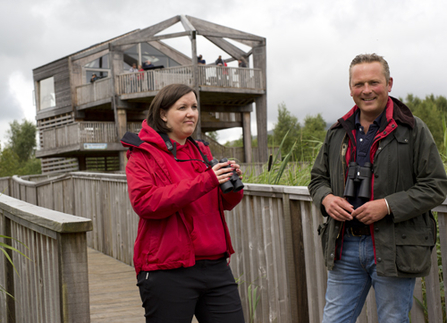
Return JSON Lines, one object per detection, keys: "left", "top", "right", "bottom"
{"left": 243, "top": 132, "right": 321, "bottom": 186}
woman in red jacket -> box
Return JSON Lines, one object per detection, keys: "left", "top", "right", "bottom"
{"left": 121, "top": 83, "right": 245, "bottom": 323}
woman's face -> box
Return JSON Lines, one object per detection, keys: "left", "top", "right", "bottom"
{"left": 161, "top": 91, "right": 198, "bottom": 144}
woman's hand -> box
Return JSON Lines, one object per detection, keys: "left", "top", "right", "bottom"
{"left": 212, "top": 160, "right": 243, "bottom": 184}
{"left": 229, "top": 160, "right": 243, "bottom": 178}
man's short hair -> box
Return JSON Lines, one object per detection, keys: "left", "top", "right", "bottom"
{"left": 146, "top": 84, "right": 197, "bottom": 134}
{"left": 349, "top": 53, "right": 390, "bottom": 84}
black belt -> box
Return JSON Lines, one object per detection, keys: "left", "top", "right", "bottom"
{"left": 347, "top": 226, "right": 371, "bottom": 236}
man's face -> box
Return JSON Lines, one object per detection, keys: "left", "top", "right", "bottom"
{"left": 349, "top": 62, "right": 393, "bottom": 118}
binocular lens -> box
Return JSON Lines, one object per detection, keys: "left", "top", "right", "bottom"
{"left": 209, "top": 158, "right": 244, "bottom": 193}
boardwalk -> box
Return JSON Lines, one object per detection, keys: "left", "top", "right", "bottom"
{"left": 88, "top": 248, "right": 144, "bottom": 322}
{"left": 88, "top": 248, "right": 198, "bottom": 323}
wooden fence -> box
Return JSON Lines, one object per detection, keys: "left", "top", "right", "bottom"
{"left": 198, "top": 65, "right": 263, "bottom": 89}
{"left": 0, "top": 177, "right": 93, "bottom": 323}
{"left": 1, "top": 173, "right": 446, "bottom": 322}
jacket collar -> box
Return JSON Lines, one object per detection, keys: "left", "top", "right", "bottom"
{"left": 331, "top": 96, "right": 415, "bottom": 131}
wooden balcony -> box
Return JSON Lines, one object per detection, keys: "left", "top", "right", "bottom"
{"left": 76, "top": 77, "right": 113, "bottom": 109}
{"left": 74, "top": 66, "right": 263, "bottom": 109}
{"left": 36, "top": 122, "right": 141, "bottom": 158}
{"left": 117, "top": 65, "right": 264, "bottom": 99}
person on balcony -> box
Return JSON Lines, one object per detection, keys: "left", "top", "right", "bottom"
{"left": 308, "top": 53, "right": 447, "bottom": 323}
{"left": 238, "top": 59, "right": 247, "bottom": 68}
{"left": 137, "top": 65, "right": 146, "bottom": 91}
{"left": 142, "top": 60, "right": 154, "bottom": 69}
{"left": 129, "top": 63, "right": 138, "bottom": 73}
{"left": 215, "top": 55, "right": 224, "bottom": 65}
{"left": 197, "top": 54, "right": 206, "bottom": 64}
{"left": 121, "top": 84, "right": 245, "bottom": 323}
{"left": 90, "top": 74, "right": 99, "bottom": 83}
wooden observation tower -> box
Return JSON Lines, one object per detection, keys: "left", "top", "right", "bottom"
{"left": 33, "top": 15, "right": 267, "bottom": 173}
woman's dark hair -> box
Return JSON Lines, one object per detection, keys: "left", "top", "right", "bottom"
{"left": 146, "top": 84, "right": 197, "bottom": 133}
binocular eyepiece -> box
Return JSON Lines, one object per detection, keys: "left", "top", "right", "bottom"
{"left": 343, "top": 162, "right": 372, "bottom": 199}
{"left": 209, "top": 158, "right": 244, "bottom": 194}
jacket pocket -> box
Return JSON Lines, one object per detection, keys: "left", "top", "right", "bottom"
{"left": 395, "top": 227, "right": 435, "bottom": 274}
{"left": 318, "top": 221, "right": 329, "bottom": 256}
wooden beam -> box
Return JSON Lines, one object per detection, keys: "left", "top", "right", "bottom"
{"left": 203, "top": 36, "right": 247, "bottom": 61}
{"left": 201, "top": 105, "right": 253, "bottom": 113}
{"left": 186, "top": 15, "right": 262, "bottom": 47}
{"left": 198, "top": 31, "right": 264, "bottom": 43}
{"left": 71, "top": 42, "right": 134, "bottom": 62}
{"left": 191, "top": 31, "right": 201, "bottom": 140}
{"left": 112, "top": 31, "right": 191, "bottom": 48}
{"left": 201, "top": 121, "right": 242, "bottom": 129}
{"left": 116, "top": 109, "right": 127, "bottom": 171}
{"left": 180, "top": 14, "right": 195, "bottom": 33}
{"left": 253, "top": 44, "right": 268, "bottom": 163}
{"left": 112, "top": 16, "right": 181, "bottom": 46}
{"left": 199, "top": 87, "right": 264, "bottom": 95}
{"left": 242, "top": 111, "right": 252, "bottom": 164}
{"left": 148, "top": 40, "right": 191, "bottom": 65}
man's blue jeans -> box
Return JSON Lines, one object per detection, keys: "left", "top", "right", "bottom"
{"left": 322, "top": 230, "right": 416, "bottom": 323}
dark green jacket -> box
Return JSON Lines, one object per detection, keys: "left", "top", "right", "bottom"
{"left": 308, "top": 97, "right": 447, "bottom": 277}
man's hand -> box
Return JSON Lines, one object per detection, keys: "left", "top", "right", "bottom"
{"left": 351, "top": 199, "right": 388, "bottom": 225}
{"left": 322, "top": 194, "right": 354, "bottom": 221}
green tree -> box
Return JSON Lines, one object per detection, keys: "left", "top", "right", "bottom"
{"left": 223, "top": 135, "right": 266, "bottom": 148}
{"left": 273, "top": 103, "right": 301, "bottom": 156}
{"left": 205, "top": 131, "right": 219, "bottom": 142}
{"left": 0, "top": 119, "right": 41, "bottom": 177}
{"left": 297, "top": 114, "right": 327, "bottom": 161}
{"left": 7, "top": 119, "right": 37, "bottom": 162}
{"left": 401, "top": 94, "right": 447, "bottom": 150}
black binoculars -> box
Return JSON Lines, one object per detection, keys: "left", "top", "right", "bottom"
{"left": 209, "top": 158, "right": 244, "bottom": 194}
{"left": 343, "top": 162, "right": 372, "bottom": 199}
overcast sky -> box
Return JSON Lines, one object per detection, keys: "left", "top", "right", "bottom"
{"left": 1, "top": 0, "right": 447, "bottom": 147}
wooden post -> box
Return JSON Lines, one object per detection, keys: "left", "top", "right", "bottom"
{"left": 242, "top": 110, "right": 252, "bottom": 164}
{"left": 109, "top": 46, "right": 128, "bottom": 171}
{"left": 288, "top": 199, "right": 310, "bottom": 322}
{"left": 117, "top": 108, "right": 128, "bottom": 170}
{"left": 190, "top": 30, "right": 202, "bottom": 139}
{"left": 252, "top": 43, "right": 268, "bottom": 163}
{"left": 58, "top": 233, "right": 91, "bottom": 323}
{"left": 3, "top": 216, "right": 15, "bottom": 323}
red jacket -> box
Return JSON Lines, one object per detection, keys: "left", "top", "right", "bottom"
{"left": 121, "top": 120, "right": 243, "bottom": 274}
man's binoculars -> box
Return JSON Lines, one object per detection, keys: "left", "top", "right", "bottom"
{"left": 209, "top": 158, "right": 244, "bottom": 194}
{"left": 343, "top": 162, "right": 372, "bottom": 199}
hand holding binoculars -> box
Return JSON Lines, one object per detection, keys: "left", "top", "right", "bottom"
{"left": 209, "top": 158, "right": 244, "bottom": 194}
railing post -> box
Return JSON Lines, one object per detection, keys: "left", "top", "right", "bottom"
{"left": 58, "top": 232, "right": 91, "bottom": 323}
{"left": 287, "top": 198, "right": 310, "bottom": 322}
{"left": 3, "top": 215, "right": 15, "bottom": 323}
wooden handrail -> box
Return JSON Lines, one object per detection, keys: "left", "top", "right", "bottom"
{"left": 0, "top": 190, "right": 92, "bottom": 322}
{"left": 2, "top": 173, "right": 445, "bottom": 322}
{"left": 116, "top": 65, "right": 264, "bottom": 95}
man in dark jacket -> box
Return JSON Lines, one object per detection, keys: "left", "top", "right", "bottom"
{"left": 308, "top": 53, "right": 447, "bottom": 322}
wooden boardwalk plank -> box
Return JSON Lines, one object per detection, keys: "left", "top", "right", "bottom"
{"left": 88, "top": 248, "right": 198, "bottom": 323}
{"left": 88, "top": 248, "right": 144, "bottom": 322}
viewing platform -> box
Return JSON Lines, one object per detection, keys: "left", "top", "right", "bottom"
{"left": 33, "top": 15, "right": 268, "bottom": 173}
